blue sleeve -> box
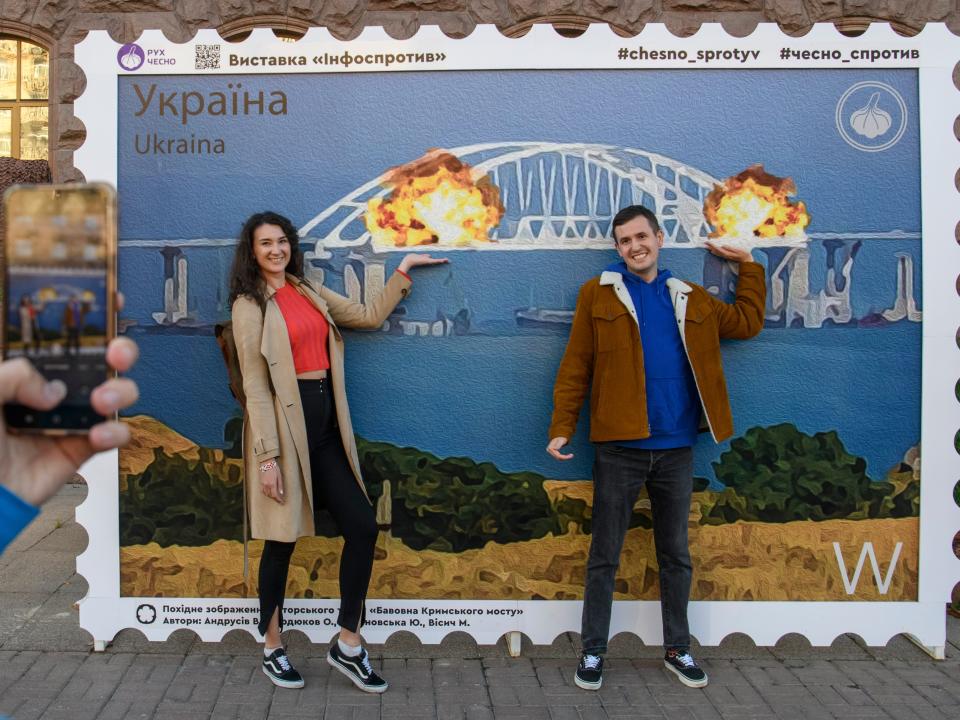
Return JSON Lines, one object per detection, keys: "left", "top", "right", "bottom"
{"left": 0, "top": 484, "right": 40, "bottom": 554}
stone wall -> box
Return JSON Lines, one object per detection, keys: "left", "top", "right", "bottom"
{"left": 0, "top": 0, "right": 955, "bottom": 179}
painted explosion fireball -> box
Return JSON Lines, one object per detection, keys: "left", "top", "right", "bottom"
{"left": 704, "top": 164, "right": 810, "bottom": 241}
{"left": 364, "top": 150, "right": 505, "bottom": 247}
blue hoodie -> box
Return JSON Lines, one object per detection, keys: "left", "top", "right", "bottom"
{"left": 606, "top": 261, "right": 701, "bottom": 449}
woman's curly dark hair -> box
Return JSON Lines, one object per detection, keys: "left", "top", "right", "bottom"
{"left": 228, "top": 211, "right": 305, "bottom": 309}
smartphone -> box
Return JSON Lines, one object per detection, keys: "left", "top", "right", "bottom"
{"left": 1, "top": 183, "right": 117, "bottom": 433}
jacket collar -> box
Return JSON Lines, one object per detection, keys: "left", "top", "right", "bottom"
{"left": 666, "top": 276, "right": 693, "bottom": 295}
{"left": 600, "top": 270, "right": 694, "bottom": 327}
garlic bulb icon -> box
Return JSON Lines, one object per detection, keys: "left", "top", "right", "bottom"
{"left": 849, "top": 93, "right": 892, "bottom": 139}
{"left": 120, "top": 47, "right": 141, "bottom": 70}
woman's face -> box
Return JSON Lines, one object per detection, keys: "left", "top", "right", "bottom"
{"left": 252, "top": 223, "right": 291, "bottom": 279}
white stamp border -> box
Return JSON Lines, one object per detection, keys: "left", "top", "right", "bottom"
{"left": 73, "top": 23, "right": 960, "bottom": 656}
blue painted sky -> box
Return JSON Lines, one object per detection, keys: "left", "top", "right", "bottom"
{"left": 118, "top": 69, "right": 919, "bottom": 239}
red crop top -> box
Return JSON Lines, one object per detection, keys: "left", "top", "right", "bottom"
{"left": 273, "top": 283, "right": 330, "bottom": 374}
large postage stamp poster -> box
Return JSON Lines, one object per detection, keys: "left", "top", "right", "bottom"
{"left": 73, "top": 25, "right": 959, "bottom": 652}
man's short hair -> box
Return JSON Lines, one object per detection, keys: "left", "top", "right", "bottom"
{"left": 611, "top": 205, "right": 661, "bottom": 240}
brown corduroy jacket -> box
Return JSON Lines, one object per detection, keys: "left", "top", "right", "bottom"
{"left": 548, "top": 261, "right": 766, "bottom": 445}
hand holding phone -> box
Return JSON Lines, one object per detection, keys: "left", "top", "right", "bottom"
{"left": 2, "top": 183, "right": 117, "bottom": 433}
{"left": 0, "top": 335, "right": 138, "bottom": 506}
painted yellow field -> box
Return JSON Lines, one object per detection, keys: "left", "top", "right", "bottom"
{"left": 120, "top": 517, "right": 917, "bottom": 601}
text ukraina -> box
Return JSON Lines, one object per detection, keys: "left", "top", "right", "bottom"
{"left": 133, "top": 83, "right": 288, "bottom": 125}
{"left": 135, "top": 133, "right": 225, "bottom": 155}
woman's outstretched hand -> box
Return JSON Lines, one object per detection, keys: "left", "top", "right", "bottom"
{"left": 398, "top": 254, "right": 449, "bottom": 274}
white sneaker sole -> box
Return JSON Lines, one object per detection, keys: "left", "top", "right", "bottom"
{"left": 574, "top": 673, "right": 602, "bottom": 690}
{"left": 327, "top": 653, "right": 389, "bottom": 694}
{"left": 261, "top": 663, "right": 304, "bottom": 689}
{"left": 663, "top": 659, "right": 708, "bottom": 688}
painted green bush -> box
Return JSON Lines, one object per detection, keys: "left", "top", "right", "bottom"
{"left": 120, "top": 447, "right": 244, "bottom": 546}
{"left": 704, "top": 423, "right": 911, "bottom": 524}
{"left": 357, "top": 439, "right": 565, "bottom": 552}
{"left": 120, "top": 421, "right": 918, "bottom": 549}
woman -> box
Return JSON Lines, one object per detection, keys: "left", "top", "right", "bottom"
{"left": 229, "top": 211, "right": 445, "bottom": 694}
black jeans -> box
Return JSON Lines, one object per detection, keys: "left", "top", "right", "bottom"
{"left": 581, "top": 444, "right": 694, "bottom": 655}
{"left": 257, "top": 378, "right": 378, "bottom": 636}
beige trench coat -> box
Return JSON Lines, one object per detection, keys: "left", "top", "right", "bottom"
{"left": 232, "top": 271, "right": 412, "bottom": 542}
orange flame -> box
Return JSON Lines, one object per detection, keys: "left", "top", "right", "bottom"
{"left": 704, "top": 165, "right": 809, "bottom": 239}
{"left": 364, "top": 150, "right": 504, "bottom": 247}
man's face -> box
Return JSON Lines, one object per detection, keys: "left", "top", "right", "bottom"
{"left": 613, "top": 214, "right": 664, "bottom": 280}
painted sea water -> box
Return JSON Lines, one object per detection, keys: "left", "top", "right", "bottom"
{"left": 120, "top": 240, "right": 920, "bottom": 484}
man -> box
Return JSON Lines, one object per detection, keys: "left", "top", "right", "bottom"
{"left": 62, "top": 295, "right": 84, "bottom": 355}
{"left": 547, "top": 205, "right": 765, "bottom": 690}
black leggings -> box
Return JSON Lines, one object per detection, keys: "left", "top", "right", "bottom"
{"left": 257, "top": 378, "right": 378, "bottom": 636}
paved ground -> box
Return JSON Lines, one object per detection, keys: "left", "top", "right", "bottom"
{"left": 0, "top": 485, "right": 957, "bottom": 720}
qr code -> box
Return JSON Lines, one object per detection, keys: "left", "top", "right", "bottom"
{"left": 195, "top": 44, "right": 221, "bottom": 70}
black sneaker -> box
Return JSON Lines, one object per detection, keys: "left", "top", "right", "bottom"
{"left": 574, "top": 653, "right": 603, "bottom": 690}
{"left": 327, "top": 645, "right": 388, "bottom": 694}
{"left": 261, "top": 647, "right": 304, "bottom": 689}
{"left": 663, "top": 649, "right": 708, "bottom": 688}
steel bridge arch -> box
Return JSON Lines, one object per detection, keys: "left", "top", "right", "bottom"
{"left": 299, "top": 141, "right": 722, "bottom": 251}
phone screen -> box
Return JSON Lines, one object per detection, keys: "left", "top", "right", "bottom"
{"left": 2, "top": 184, "right": 116, "bottom": 432}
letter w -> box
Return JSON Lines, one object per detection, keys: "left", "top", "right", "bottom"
{"left": 832, "top": 541, "right": 903, "bottom": 594}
